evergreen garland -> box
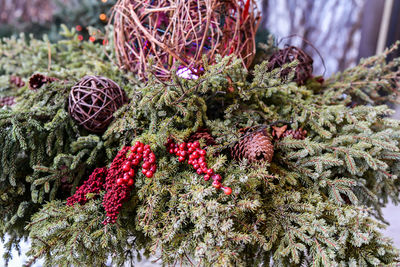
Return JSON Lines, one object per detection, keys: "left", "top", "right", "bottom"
{"left": 0, "top": 26, "right": 400, "bottom": 266}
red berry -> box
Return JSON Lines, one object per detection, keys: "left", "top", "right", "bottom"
{"left": 189, "top": 154, "right": 195, "bottom": 160}
{"left": 137, "top": 146, "right": 143, "bottom": 153}
{"left": 143, "top": 150, "right": 150, "bottom": 157}
{"left": 212, "top": 174, "right": 222, "bottom": 181}
{"left": 169, "top": 149, "right": 174, "bottom": 154}
{"left": 196, "top": 168, "right": 203, "bottom": 175}
{"left": 206, "top": 169, "right": 214, "bottom": 175}
{"left": 193, "top": 164, "right": 200, "bottom": 170}
{"left": 212, "top": 180, "right": 222, "bottom": 189}
{"left": 179, "top": 143, "right": 186, "bottom": 150}
{"left": 144, "top": 144, "right": 150, "bottom": 150}
{"left": 131, "top": 146, "right": 137, "bottom": 152}
{"left": 223, "top": 187, "right": 232, "bottom": 195}
{"left": 204, "top": 174, "right": 210, "bottom": 181}
{"left": 132, "top": 159, "right": 140, "bottom": 166}
{"left": 202, "top": 168, "right": 208, "bottom": 173}
{"left": 180, "top": 150, "right": 187, "bottom": 157}
{"left": 200, "top": 162, "right": 207, "bottom": 169}
{"left": 199, "top": 149, "right": 206, "bottom": 156}
{"left": 122, "top": 162, "right": 131, "bottom": 172}
{"left": 135, "top": 141, "right": 141, "bottom": 147}
{"left": 148, "top": 156, "right": 156, "bottom": 164}
{"left": 128, "top": 169, "right": 135, "bottom": 177}
{"left": 117, "top": 178, "right": 124, "bottom": 185}
{"left": 192, "top": 151, "right": 199, "bottom": 158}
{"left": 193, "top": 141, "right": 200, "bottom": 148}
{"left": 178, "top": 156, "right": 185, "bottom": 162}
{"left": 187, "top": 142, "right": 193, "bottom": 148}
{"left": 142, "top": 169, "right": 147, "bottom": 175}
{"left": 123, "top": 173, "right": 130, "bottom": 182}
{"left": 135, "top": 154, "right": 143, "bottom": 160}
{"left": 198, "top": 156, "right": 206, "bottom": 163}
{"left": 127, "top": 179, "right": 134, "bottom": 186}
{"left": 150, "top": 165, "right": 157, "bottom": 173}
{"left": 145, "top": 171, "right": 154, "bottom": 178}
{"left": 142, "top": 161, "right": 151, "bottom": 170}
{"left": 188, "top": 147, "right": 195, "bottom": 153}
{"left": 128, "top": 153, "right": 135, "bottom": 161}
{"left": 192, "top": 159, "right": 198, "bottom": 165}
{"left": 188, "top": 159, "right": 193, "bottom": 165}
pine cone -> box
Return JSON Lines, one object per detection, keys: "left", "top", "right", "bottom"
{"left": 0, "top": 96, "right": 16, "bottom": 107}
{"left": 281, "top": 128, "right": 307, "bottom": 140}
{"left": 232, "top": 128, "right": 274, "bottom": 163}
{"left": 187, "top": 128, "right": 216, "bottom": 147}
{"left": 10, "top": 75, "right": 25, "bottom": 88}
{"left": 29, "top": 73, "right": 58, "bottom": 90}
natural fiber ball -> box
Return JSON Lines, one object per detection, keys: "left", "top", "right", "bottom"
{"left": 267, "top": 46, "right": 313, "bottom": 85}
{"left": 68, "top": 76, "right": 127, "bottom": 133}
{"left": 113, "top": 0, "right": 260, "bottom": 80}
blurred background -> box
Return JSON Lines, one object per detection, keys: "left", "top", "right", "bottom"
{"left": 0, "top": 0, "right": 399, "bottom": 266}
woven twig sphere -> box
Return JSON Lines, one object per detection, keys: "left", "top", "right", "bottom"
{"left": 267, "top": 45, "right": 313, "bottom": 85}
{"left": 113, "top": 0, "right": 260, "bottom": 80}
{"left": 68, "top": 76, "right": 127, "bottom": 133}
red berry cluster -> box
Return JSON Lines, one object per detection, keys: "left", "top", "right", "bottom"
{"left": 102, "top": 142, "right": 157, "bottom": 224}
{"left": 66, "top": 167, "right": 108, "bottom": 206}
{"left": 165, "top": 138, "right": 232, "bottom": 195}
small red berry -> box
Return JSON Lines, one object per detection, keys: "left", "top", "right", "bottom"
{"left": 206, "top": 169, "right": 214, "bottom": 175}
{"left": 127, "top": 179, "right": 134, "bottom": 186}
{"left": 188, "top": 147, "right": 195, "bottom": 153}
{"left": 131, "top": 146, "right": 137, "bottom": 152}
{"left": 212, "top": 180, "right": 222, "bottom": 189}
{"left": 127, "top": 153, "right": 136, "bottom": 161}
{"left": 144, "top": 144, "right": 150, "bottom": 150}
{"left": 145, "top": 171, "right": 154, "bottom": 178}
{"left": 178, "top": 156, "right": 185, "bottom": 162}
{"left": 196, "top": 168, "right": 203, "bottom": 175}
{"left": 199, "top": 149, "right": 206, "bottom": 156}
{"left": 212, "top": 174, "right": 222, "bottom": 181}
{"left": 142, "top": 169, "right": 147, "bottom": 175}
{"left": 193, "top": 141, "right": 200, "bottom": 148}
{"left": 188, "top": 159, "right": 193, "bottom": 165}
{"left": 132, "top": 159, "right": 140, "bottom": 166}
{"left": 200, "top": 162, "right": 207, "bottom": 169}
{"left": 198, "top": 157, "right": 206, "bottom": 163}
{"left": 187, "top": 142, "right": 193, "bottom": 148}
{"left": 128, "top": 169, "right": 135, "bottom": 177}
{"left": 150, "top": 165, "right": 157, "bottom": 172}
{"left": 192, "top": 151, "right": 199, "bottom": 158}
{"left": 123, "top": 173, "right": 130, "bottom": 182}
{"left": 148, "top": 156, "right": 156, "bottom": 164}
{"left": 142, "top": 161, "right": 151, "bottom": 170}
{"left": 117, "top": 178, "right": 124, "bottom": 185}
{"left": 180, "top": 150, "right": 187, "bottom": 157}
{"left": 122, "top": 162, "right": 131, "bottom": 172}
{"left": 137, "top": 146, "right": 144, "bottom": 153}
{"left": 135, "top": 141, "right": 141, "bottom": 147}
{"left": 169, "top": 149, "right": 174, "bottom": 154}
{"left": 179, "top": 143, "right": 186, "bottom": 150}
{"left": 204, "top": 174, "right": 210, "bottom": 181}
{"left": 223, "top": 187, "right": 232, "bottom": 195}
{"left": 193, "top": 164, "right": 200, "bottom": 170}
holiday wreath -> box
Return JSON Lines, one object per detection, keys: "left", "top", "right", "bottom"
{"left": 0, "top": 0, "right": 400, "bottom": 266}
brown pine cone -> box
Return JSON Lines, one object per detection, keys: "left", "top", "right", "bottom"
{"left": 0, "top": 96, "right": 16, "bottom": 107}
{"left": 10, "top": 76, "right": 25, "bottom": 88}
{"left": 232, "top": 128, "right": 274, "bottom": 163}
{"left": 186, "top": 128, "right": 216, "bottom": 147}
{"left": 29, "top": 73, "right": 58, "bottom": 90}
{"left": 281, "top": 128, "right": 307, "bottom": 140}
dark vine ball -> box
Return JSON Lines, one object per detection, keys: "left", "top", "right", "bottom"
{"left": 267, "top": 45, "right": 313, "bottom": 85}
{"left": 68, "top": 75, "right": 128, "bottom": 133}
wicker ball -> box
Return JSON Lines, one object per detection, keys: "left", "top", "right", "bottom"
{"left": 68, "top": 76, "right": 127, "bottom": 133}
{"left": 267, "top": 45, "right": 313, "bottom": 85}
{"left": 113, "top": 0, "right": 260, "bottom": 80}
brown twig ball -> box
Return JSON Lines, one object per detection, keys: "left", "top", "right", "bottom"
{"left": 68, "top": 76, "right": 128, "bottom": 133}
{"left": 112, "top": 0, "right": 260, "bottom": 80}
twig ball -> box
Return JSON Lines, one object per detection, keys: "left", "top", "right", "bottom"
{"left": 113, "top": 0, "right": 260, "bottom": 80}
{"left": 68, "top": 76, "right": 128, "bottom": 133}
